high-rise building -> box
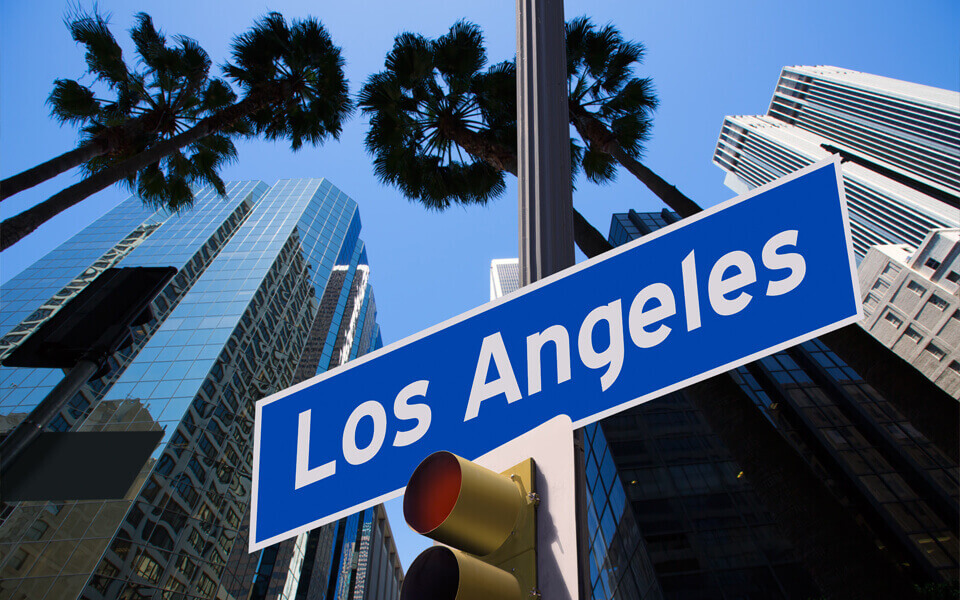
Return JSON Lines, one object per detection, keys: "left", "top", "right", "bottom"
{"left": 712, "top": 65, "right": 959, "bottom": 260}
{"left": 0, "top": 179, "right": 401, "bottom": 600}
{"left": 857, "top": 228, "right": 960, "bottom": 396}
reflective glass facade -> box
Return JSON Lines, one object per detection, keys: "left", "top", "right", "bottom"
{"left": 582, "top": 423, "right": 663, "bottom": 600}
{"left": 0, "top": 179, "right": 390, "bottom": 600}
{"left": 731, "top": 340, "right": 959, "bottom": 582}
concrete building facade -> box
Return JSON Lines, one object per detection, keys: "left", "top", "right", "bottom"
{"left": 857, "top": 228, "right": 960, "bottom": 397}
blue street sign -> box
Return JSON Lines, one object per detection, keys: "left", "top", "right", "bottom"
{"left": 251, "top": 158, "right": 861, "bottom": 551}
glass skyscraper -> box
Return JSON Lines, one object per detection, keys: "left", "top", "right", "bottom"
{"left": 0, "top": 179, "right": 400, "bottom": 600}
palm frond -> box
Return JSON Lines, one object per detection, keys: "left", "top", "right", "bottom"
{"left": 433, "top": 21, "right": 486, "bottom": 94}
{"left": 225, "top": 12, "right": 289, "bottom": 89}
{"left": 610, "top": 113, "right": 653, "bottom": 157}
{"left": 385, "top": 33, "right": 434, "bottom": 89}
{"left": 472, "top": 61, "right": 516, "bottom": 129}
{"left": 224, "top": 12, "right": 351, "bottom": 148}
{"left": 48, "top": 79, "right": 100, "bottom": 125}
{"left": 582, "top": 147, "right": 617, "bottom": 184}
{"left": 566, "top": 17, "right": 659, "bottom": 170}
{"left": 67, "top": 8, "right": 129, "bottom": 88}
{"left": 583, "top": 23, "right": 623, "bottom": 81}
{"left": 171, "top": 36, "right": 212, "bottom": 87}
{"left": 600, "top": 77, "right": 658, "bottom": 118}
{"left": 200, "top": 78, "right": 237, "bottom": 112}
{"left": 130, "top": 13, "right": 166, "bottom": 73}
{"left": 565, "top": 17, "right": 592, "bottom": 78}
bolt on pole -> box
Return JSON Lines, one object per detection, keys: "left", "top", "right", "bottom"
{"left": 516, "top": 0, "right": 575, "bottom": 287}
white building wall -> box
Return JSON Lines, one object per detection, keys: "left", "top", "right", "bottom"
{"left": 858, "top": 230, "right": 960, "bottom": 397}
{"left": 713, "top": 66, "right": 959, "bottom": 261}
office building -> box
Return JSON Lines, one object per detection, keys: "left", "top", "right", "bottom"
{"left": 712, "top": 65, "right": 959, "bottom": 260}
{"left": 857, "top": 228, "right": 960, "bottom": 396}
{"left": 0, "top": 179, "right": 401, "bottom": 600}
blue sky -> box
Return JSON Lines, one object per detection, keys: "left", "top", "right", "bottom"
{"left": 2, "top": 0, "right": 958, "bottom": 574}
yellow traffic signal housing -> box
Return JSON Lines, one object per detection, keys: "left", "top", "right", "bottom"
{"left": 401, "top": 451, "right": 538, "bottom": 600}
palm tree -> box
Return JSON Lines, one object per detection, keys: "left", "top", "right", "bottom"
{"left": 1, "top": 12, "right": 352, "bottom": 252}
{"left": 564, "top": 17, "right": 701, "bottom": 218}
{"left": 1, "top": 11, "right": 230, "bottom": 201}
{"left": 359, "top": 21, "right": 613, "bottom": 257}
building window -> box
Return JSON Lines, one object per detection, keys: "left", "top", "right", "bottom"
{"left": 864, "top": 293, "right": 879, "bottom": 308}
{"left": 882, "top": 262, "right": 901, "bottom": 277}
{"left": 135, "top": 552, "right": 162, "bottom": 583}
{"left": 946, "top": 271, "right": 960, "bottom": 284}
{"left": 948, "top": 360, "right": 960, "bottom": 375}
{"left": 24, "top": 520, "right": 49, "bottom": 541}
{"left": 197, "top": 574, "right": 216, "bottom": 597}
{"left": 903, "top": 327, "right": 923, "bottom": 343}
{"left": 48, "top": 415, "right": 70, "bottom": 432}
{"left": 872, "top": 279, "right": 890, "bottom": 292}
{"left": 188, "top": 529, "right": 206, "bottom": 554}
{"left": 924, "top": 257, "right": 942, "bottom": 270}
{"left": 176, "top": 554, "right": 198, "bottom": 579}
{"left": 92, "top": 561, "right": 120, "bottom": 594}
{"left": 927, "top": 295, "right": 949, "bottom": 311}
{"left": 924, "top": 343, "right": 946, "bottom": 361}
{"left": 9, "top": 549, "right": 28, "bottom": 571}
{"left": 883, "top": 311, "right": 903, "bottom": 328}
{"left": 906, "top": 280, "right": 926, "bottom": 295}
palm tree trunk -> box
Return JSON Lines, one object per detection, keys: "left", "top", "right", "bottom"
{"left": 0, "top": 93, "right": 270, "bottom": 252}
{"left": 445, "top": 126, "right": 613, "bottom": 257}
{"left": 1, "top": 142, "right": 109, "bottom": 201}
{"left": 1, "top": 173, "right": 119, "bottom": 251}
{"left": 0, "top": 118, "right": 157, "bottom": 201}
{"left": 570, "top": 109, "right": 702, "bottom": 218}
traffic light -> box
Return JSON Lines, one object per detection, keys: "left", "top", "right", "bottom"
{"left": 400, "top": 451, "right": 539, "bottom": 600}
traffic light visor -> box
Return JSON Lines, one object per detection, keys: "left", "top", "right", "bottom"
{"left": 403, "top": 451, "right": 523, "bottom": 556}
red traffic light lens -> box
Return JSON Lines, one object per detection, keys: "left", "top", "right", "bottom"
{"left": 404, "top": 451, "right": 462, "bottom": 535}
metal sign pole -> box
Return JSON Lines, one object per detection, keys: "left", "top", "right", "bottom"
{"left": 516, "top": 0, "right": 574, "bottom": 286}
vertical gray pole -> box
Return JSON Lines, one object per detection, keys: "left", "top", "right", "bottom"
{"left": 517, "top": 3, "right": 589, "bottom": 599}
{"left": 516, "top": 0, "right": 574, "bottom": 286}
